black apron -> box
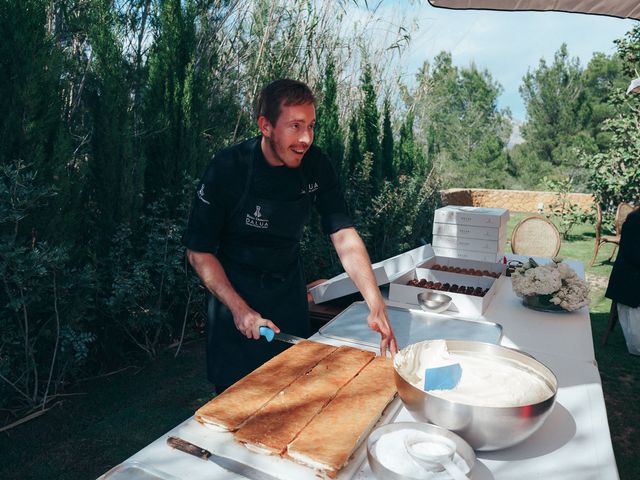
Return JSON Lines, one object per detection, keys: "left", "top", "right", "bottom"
{"left": 206, "top": 140, "right": 313, "bottom": 386}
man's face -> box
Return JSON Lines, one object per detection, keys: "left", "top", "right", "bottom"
{"left": 259, "top": 102, "right": 315, "bottom": 168}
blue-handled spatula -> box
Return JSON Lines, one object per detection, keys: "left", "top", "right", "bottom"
{"left": 424, "top": 363, "right": 462, "bottom": 391}
{"left": 259, "top": 326, "right": 306, "bottom": 345}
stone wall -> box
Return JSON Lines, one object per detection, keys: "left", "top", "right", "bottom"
{"left": 440, "top": 188, "right": 594, "bottom": 214}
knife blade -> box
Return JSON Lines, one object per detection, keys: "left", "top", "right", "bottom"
{"left": 166, "top": 436, "right": 280, "bottom": 480}
{"left": 259, "top": 326, "right": 306, "bottom": 345}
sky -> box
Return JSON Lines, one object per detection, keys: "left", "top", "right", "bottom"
{"left": 378, "top": 2, "right": 637, "bottom": 121}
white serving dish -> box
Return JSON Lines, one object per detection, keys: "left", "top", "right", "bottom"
{"left": 309, "top": 245, "right": 435, "bottom": 304}
{"left": 388, "top": 267, "right": 502, "bottom": 315}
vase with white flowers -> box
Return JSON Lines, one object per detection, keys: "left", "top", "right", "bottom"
{"left": 511, "top": 257, "right": 590, "bottom": 312}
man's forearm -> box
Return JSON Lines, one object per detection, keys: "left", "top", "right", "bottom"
{"left": 330, "top": 227, "right": 397, "bottom": 356}
{"left": 186, "top": 250, "right": 279, "bottom": 339}
{"left": 330, "top": 228, "right": 384, "bottom": 311}
{"left": 186, "top": 249, "right": 250, "bottom": 317}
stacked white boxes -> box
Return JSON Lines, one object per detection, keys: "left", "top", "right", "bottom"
{"left": 432, "top": 206, "right": 510, "bottom": 262}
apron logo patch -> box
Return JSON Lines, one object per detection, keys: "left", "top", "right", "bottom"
{"left": 197, "top": 184, "right": 210, "bottom": 205}
{"left": 308, "top": 182, "right": 319, "bottom": 193}
{"left": 246, "top": 205, "right": 269, "bottom": 229}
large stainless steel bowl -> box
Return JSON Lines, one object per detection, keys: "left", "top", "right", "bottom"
{"left": 394, "top": 340, "right": 557, "bottom": 451}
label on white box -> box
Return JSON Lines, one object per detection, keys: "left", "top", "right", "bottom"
{"left": 432, "top": 222, "right": 503, "bottom": 241}
{"left": 432, "top": 246, "right": 502, "bottom": 263}
{"left": 434, "top": 206, "right": 509, "bottom": 228}
{"left": 432, "top": 234, "right": 506, "bottom": 253}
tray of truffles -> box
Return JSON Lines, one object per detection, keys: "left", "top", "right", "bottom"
{"left": 389, "top": 263, "right": 504, "bottom": 315}
{"left": 189, "top": 341, "right": 401, "bottom": 480}
{"left": 406, "top": 278, "right": 489, "bottom": 297}
{"left": 418, "top": 256, "right": 505, "bottom": 278}
{"left": 429, "top": 264, "right": 500, "bottom": 278}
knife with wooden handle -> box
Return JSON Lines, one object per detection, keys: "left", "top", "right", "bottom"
{"left": 166, "top": 436, "right": 280, "bottom": 480}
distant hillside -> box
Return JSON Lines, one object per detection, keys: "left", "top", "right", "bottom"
{"left": 507, "top": 119, "right": 524, "bottom": 149}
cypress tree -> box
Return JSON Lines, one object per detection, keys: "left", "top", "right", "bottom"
{"left": 396, "top": 111, "right": 415, "bottom": 177}
{"left": 84, "top": 0, "right": 137, "bottom": 252}
{"left": 345, "top": 114, "right": 361, "bottom": 177}
{"left": 396, "top": 110, "right": 429, "bottom": 177}
{"left": 381, "top": 97, "right": 395, "bottom": 182}
{"left": 316, "top": 57, "right": 345, "bottom": 180}
{"left": 143, "top": 0, "right": 197, "bottom": 208}
{"left": 359, "top": 62, "right": 382, "bottom": 190}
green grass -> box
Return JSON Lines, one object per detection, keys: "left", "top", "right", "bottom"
{"left": 0, "top": 342, "right": 212, "bottom": 480}
{"left": 0, "top": 214, "right": 637, "bottom": 479}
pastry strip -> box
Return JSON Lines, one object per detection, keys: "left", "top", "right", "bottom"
{"left": 234, "top": 346, "right": 375, "bottom": 454}
{"left": 195, "top": 341, "right": 337, "bottom": 431}
{"left": 287, "top": 356, "right": 397, "bottom": 477}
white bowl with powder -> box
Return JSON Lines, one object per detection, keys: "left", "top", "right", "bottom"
{"left": 367, "top": 422, "right": 475, "bottom": 480}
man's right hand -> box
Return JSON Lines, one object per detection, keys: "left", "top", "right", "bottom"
{"left": 232, "top": 306, "right": 280, "bottom": 340}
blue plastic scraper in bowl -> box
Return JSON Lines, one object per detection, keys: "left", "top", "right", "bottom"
{"left": 424, "top": 363, "right": 462, "bottom": 391}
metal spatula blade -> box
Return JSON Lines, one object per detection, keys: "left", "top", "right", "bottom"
{"left": 259, "top": 326, "right": 305, "bottom": 345}
{"left": 424, "top": 363, "right": 462, "bottom": 391}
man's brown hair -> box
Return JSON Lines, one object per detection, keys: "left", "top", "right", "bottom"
{"left": 255, "top": 79, "right": 316, "bottom": 125}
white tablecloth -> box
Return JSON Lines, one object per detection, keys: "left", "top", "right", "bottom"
{"left": 100, "top": 257, "right": 618, "bottom": 480}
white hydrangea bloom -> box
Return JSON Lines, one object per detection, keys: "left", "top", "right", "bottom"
{"left": 556, "top": 263, "right": 576, "bottom": 280}
{"left": 511, "top": 265, "right": 562, "bottom": 296}
{"left": 511, "top": 259, "right": 589, "bottom": 311}
{"left": 550, "top": 277, "right": 590, "bottom": 311}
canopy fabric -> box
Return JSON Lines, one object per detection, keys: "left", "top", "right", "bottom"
{"left": 427, "top": 0, "right": 640, "bottom": 20}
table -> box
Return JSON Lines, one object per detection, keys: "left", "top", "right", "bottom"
{"left": 100, "top": 257, "right": 619, "bottom": 480}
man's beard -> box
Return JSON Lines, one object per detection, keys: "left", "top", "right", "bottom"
{"left": 267, "top": 135, "right": 286, "bottom": 166}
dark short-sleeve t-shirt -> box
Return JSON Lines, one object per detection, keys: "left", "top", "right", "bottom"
{"left": 182, "top": 136, "right": 352, "bottom": 254}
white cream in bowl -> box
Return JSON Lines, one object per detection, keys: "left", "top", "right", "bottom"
{"left": 394, "top": 340, "right": 554, "bottom": 408}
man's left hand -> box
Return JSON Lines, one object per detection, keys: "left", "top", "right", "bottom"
{"left": 367, "top": 307, "right": 398, "bottom": 358}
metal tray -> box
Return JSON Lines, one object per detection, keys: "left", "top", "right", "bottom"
{"left": 318, "top": 302, "right": 502, "bottom": 349}
{"left": 102, "top": 461, "right": 180, "bottom": 480}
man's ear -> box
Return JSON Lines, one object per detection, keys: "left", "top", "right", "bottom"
{"left": 258, "top": 116, "right": 271, "bottom": 137}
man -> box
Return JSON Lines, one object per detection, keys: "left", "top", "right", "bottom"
{"left": 605, "top": 207, "right": 640, "bottom": 355}
{"left": 183, "top": 79, "right": 398, "bottom": 391}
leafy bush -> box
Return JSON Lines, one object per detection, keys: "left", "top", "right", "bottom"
{"left": 0, "top": 163, "right": 96, "bottom": 411}
{"left": 104, "top": 186, "right": 204, "bottom": 360}
{"left": 543, "top": 176, "right": 595, "bottom": 239}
